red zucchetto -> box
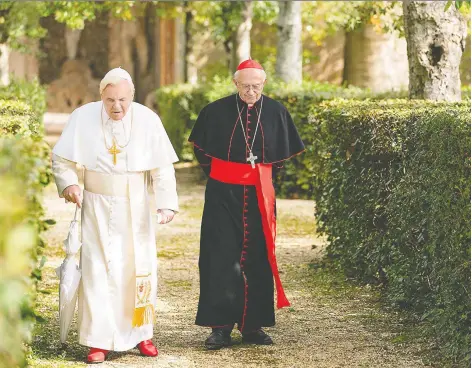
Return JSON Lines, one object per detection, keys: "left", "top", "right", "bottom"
{"left": 236, "top": 59, "right": 264, "bottom": 71}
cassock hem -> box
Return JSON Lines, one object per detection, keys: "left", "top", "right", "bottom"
{"left": 267, "top": 148, "right": 306, "bottom": 164}
{"left": 79, "top": 332, "right": 153, "bottom": 352}
{"left": 195, "top": 322, "right": 276, "bottom": 329}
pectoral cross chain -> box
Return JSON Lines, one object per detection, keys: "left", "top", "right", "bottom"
{"left": 236, "top": 95, "right": 264, "bottom": 170}
{"left": 247, "top": 151, "right": 257, "bottom": 169}
{"left": 108, "top": 139, "right": 121, "bottom": 165}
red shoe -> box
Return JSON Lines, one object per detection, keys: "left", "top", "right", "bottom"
{"left": 137, "top": 339, "right": 158, "bottom": 357}
{"left": 87, "top": 347, "right": 109, "bottom": 363}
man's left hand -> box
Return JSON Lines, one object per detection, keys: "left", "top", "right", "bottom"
{"left": 157, "top": 209, "right": 175, "bottom": 224}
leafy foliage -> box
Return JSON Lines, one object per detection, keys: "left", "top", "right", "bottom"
{"left": 445, "top": 0, "right": 471, "bottom": 11}
{"left": 311, "top": 99, "right": 471, "bottom": 365}
{"left": 0, "top": 1, "right": 135, "bottom": 50}
{"left": 0, "top": 85, "right": 51, "bottom": 367}
{"left": 0, "top": 78, "right": 46, "bottom": 117}
{"left": 302, "top": 1, "right": 403, "bottom": 44}
{"left": 155, "top": 83, "right": 209, "bottom": 162}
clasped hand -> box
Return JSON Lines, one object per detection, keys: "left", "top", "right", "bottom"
{"left": 63, "top": 185, "right": 82, "bottom": 208}
{"left": 157, "top": 209, "right": 175, "bottom": 224}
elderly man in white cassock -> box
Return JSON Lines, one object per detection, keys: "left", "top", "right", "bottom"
{"left": 51, "top": 67, "right": 178, "bottom": 363}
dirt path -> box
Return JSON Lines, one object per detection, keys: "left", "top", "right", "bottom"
{"left": 30, "top": 164, "right": 429, "bottom": 368}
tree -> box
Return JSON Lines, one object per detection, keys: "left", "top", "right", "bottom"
{"left": 275, "top": 1, "right": 302, "bottom": 83}
{"left": 0, "top": 1, "right": 135, "bottom": 50}
{"left": 232, "top": 1, "right": 253, "bottom": 68}
{"left": 190, "top": 1, "right": 253, "bottom": 75}
{"left": 0, "top": 1, "right": 136, "bottom": 82}
{"left": 301, "top": 1, "right": 405, "bottom": 90}
{"left": 403, "top": 0, "right": 468, "bottom": 101}
{"left": 183, "top": 1, "right": 194, "bottom": 83}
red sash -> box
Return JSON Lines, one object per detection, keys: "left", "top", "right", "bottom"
{"left": 209, "top": 158, "right": 290, "bottom": 309}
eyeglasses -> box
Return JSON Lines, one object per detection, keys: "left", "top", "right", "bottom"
{"left": 237, "top": 83, "right": 264, "bottom": 92}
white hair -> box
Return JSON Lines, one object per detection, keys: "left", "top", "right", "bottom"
{"left": 233, "top": 69, "right": 267, "bottom": 81}
{"left": 99, "top": 75, "right": 135, "bottom": 96}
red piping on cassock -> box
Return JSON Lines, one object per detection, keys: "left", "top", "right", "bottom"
{"left": 209, "top": 158, "right": 290, "bottom": 309}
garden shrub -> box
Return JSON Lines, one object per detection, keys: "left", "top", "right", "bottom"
{"left": 311, "top": 99, "right": 470, "bottom": 365}
{"left": 0, "top": 94, "right": 51, "bottom": 368}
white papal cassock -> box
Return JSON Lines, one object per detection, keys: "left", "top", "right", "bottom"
{"left": 52, "top": 101, "right": 178, "bottom": 351}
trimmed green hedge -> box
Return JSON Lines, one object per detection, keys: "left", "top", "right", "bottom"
{"left": 311, "top": 99, "right": 470, "bottom": 365}
{"left": 155, "top": 84, "right": 209, "bottom": 163}
{"left": 0, "top": 92, "right": 51, "bottom": 367}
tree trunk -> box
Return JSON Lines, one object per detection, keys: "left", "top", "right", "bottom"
{"left": 65, "top": 28, "right": 82, "bottom": 60}
{"left": 223, "top": 36, "right": 232, "bottom": 72}
{"left": 403, "top": 0, "right": 467, "bottom": 101}
{"left": 343, "top": 25, "right": 408, "bottom": 92}
{"left": 183, "top": 1, "right": 194, "bottom": 83}
{"left": 0, "top": 44, "right": 9, "bottom": 85}
{"left": 109, "top": 3, "right": 163, "bottom": 103}
{"left": 232, "top": 1, "right": 252, "bottom": 69}
{"left": 275, "top": 1, "right": 302, "bottom": 83}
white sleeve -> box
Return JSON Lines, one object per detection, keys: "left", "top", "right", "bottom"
{"left": 51, "top": 153, "right": 79, "bottom": 198}
{"left": 150, "top": 164, "right": 179, "bottom": 212}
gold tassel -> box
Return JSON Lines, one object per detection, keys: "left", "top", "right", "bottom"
{"left": 132, "top": 304, "right": 155, "bottom": 327}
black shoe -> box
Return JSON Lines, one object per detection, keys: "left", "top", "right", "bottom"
{"left": 242, "top": 329, "right": 273, "bottom": 345}
{"left": 204, "top": 328, "right": 232, "bottom": 350}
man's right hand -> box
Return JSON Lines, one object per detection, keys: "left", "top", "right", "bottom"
{"left": 62, "top": 185, "right": 82, "bottom": 208}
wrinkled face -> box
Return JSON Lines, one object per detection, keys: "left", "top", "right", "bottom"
{"left": 101, "top": 80, "right": 133, "bottom": 121}
{"left": 233, "top": 68, "right": 266, "bottom": 105}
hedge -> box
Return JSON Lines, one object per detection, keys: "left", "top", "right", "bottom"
{"left": 311, "top": 99, "right": 470, "bottom": 365}
{"left": 0, "top": 88, "right": 51, "bottom": 368}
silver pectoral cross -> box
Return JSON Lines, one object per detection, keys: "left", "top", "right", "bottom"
{"left": 247, "top": 151, "right": 258, "bottom": 169}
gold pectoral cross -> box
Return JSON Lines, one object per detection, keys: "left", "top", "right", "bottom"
{"left": 108, "top": 139, "right": 121, "bottom": 165}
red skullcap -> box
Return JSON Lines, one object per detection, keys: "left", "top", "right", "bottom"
{"left": 236, "top": 59, "right": 264, "bottom": 71}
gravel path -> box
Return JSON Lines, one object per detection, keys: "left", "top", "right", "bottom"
{"left": 29, "top": 164, "right": 429, "bottom": 368}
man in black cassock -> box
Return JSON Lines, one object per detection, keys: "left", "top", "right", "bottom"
{"left": 188, "top": 59, "right": 305, "bottom": 350}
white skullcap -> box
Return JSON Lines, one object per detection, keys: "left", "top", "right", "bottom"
{"left": 100, "top": 67, "right": 134, "bottom": 95}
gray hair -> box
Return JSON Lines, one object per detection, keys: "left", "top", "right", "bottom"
{"left": 99, "top": 75, "right": 135, "bottom": 96}
{"left": 233, "top": 69, "right": 267, "bottom": 81}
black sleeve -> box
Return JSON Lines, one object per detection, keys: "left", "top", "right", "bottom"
{"left": 194, "top": 146, "right": 211, "bottom": 177}
{"left": 188, "top": 106, "right": 207, "bottom": 149}
{"left": 189, "top": 106, "right": 213, "bottom": 176}
{"left": 280, "top": 107, "right": 305, "bottom": 160}
{"left": 264, "top": 100, "right": 305, "bottom": 163}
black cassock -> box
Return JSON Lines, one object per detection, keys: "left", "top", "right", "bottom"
{"left": 188, "top": 93, "right": 304, "bottom": 332}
